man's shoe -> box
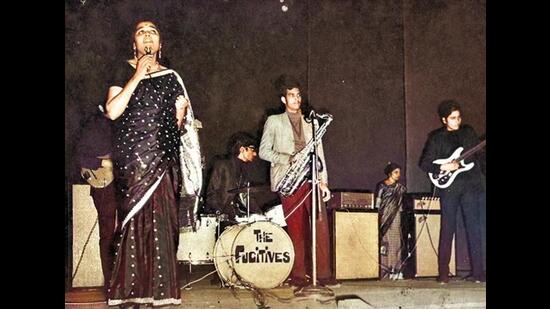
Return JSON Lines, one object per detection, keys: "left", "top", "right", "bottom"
{"left": 318, "top": 279, "right": 342, "bottom": 288}
{"left": 287, "top": 277, "right": 308, "bottom": 288}
{"left": 465, "top": 274, "right": 486, "bottom": 283}
{"left": 437, "top": 276, "right": 450, "bottom": 284}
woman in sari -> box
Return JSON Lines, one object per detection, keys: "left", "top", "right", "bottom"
{"left": 375, "top": 162, "right": 407, "bottom": 280}
{"left": 104, "top": 20, "right": 191, "bottom": 308}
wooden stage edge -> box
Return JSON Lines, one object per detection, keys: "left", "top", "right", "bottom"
{"left": 65, "top": 287, "right": 105, "bottom": 303}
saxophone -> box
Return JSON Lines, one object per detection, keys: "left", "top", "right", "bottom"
{"left": 276, "top": 113, "right": 333, "bottom": 197}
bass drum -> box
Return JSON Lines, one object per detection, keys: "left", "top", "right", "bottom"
{"left": 213, "top": 221, "right": 294, "bottom": 289}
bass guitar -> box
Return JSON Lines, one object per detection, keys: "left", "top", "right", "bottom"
{"left": 429, "top": 139, "right": 486, "bottom": 189}
{"left": 81, "top": 158, "right": 114, "bottom": 188}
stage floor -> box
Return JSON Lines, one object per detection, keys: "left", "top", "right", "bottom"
{"left": 65, "top": 265, "right": 486, "bottom": 308}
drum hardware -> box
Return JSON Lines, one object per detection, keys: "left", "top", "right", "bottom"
{"left": 228, "top": 183, "right": 272, "bottom": 220}
{"left": 228, "top": 183, "right": 279, "bottom": 225}
{"left": 227, "top": 184, "right": 271, "bottom": 194}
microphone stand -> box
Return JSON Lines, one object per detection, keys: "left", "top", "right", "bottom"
{"left": 294, "top": 110, "right": 334, "bottom": 298}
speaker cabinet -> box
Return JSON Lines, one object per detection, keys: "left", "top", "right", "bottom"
{"left": 71, "top": 184, "right": 104, "bottom": 287}
{"left": 414, "top": 213, "right": 456, "bottom": 277}
{"left": 333, "top": 211, "right": 379, "bottom": 279}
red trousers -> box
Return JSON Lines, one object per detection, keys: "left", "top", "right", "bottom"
{"left": 280, "top": 182, "right": 332, "bottom": 282}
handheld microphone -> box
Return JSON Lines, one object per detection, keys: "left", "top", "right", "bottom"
{"left": 144, "top": 46, "right": 152, "bottom": 73}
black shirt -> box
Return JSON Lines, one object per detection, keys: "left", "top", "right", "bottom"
{"left": 418, "top": 124, "right": 484, "bottom": 190}
{"left": 77, "top": 111, "right": 114, "bottom": 170}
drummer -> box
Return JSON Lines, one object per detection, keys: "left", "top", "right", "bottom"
{"left": 204, "top": 132, "right": 271, "bottom": 229}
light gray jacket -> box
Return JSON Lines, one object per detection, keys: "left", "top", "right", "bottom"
{"left": 259, "top": 112, "right": 328, "bottom": 192}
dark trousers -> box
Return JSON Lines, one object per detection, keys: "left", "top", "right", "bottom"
{"left": 90, "top": 183, "right": 118, "bottom": 286}
{"left": 479, "top": 191, "right": 486, "bottom": 271}
{"left": 280, "top": 182, "right": 332, "bottom": 282}
{"left": 438, "top": 186, "right": 484, "bottom": 278}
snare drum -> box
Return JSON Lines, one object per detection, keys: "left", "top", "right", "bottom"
{"left": 213, "top": 221, "right": 294, "bottom": 289}
{"left": 234, "top": 213, "right": 267, "bottom": 224}
{"left": 177, "top": 214, "right": 219, "bottom": 264}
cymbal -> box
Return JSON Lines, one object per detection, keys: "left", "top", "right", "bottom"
{"left": 227, "top": 184, "right": 272, "bottom": 194}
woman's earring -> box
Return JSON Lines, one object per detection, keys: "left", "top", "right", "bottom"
{"left": 133, "top": 45, "right": 137, "bottom": 59}
{"left": 159, "top": 45, "right": 162, "bottom": 59}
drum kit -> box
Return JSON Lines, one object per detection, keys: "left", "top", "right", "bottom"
{"left": 176, "top": 184, "right": 294, "bottom": 289}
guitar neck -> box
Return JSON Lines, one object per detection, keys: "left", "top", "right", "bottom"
{"left": 456, "top": 140, "right": 486, "bottom": 161}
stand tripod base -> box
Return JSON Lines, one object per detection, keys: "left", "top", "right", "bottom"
{"left": 294, "top": 284, "right": 335, "bottom": 298}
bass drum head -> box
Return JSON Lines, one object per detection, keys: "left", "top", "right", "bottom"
{"left": 232, "top": 221, "right": 294, "bottom": 289}
{"left": 213, "top": 224, "right": 244, "bottom": 286}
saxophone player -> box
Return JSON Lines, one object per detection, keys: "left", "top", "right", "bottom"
{"left": 259, "top": 74, "right": 337, "bottom": 288}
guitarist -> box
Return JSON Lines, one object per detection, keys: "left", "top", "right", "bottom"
{"left": 418, "top": 100, "right": 485, "bottom": 284}
{"left": 76, "top": 107, "right": 118, "bottom": 292}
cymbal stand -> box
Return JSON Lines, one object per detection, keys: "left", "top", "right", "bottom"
{"left": 246, "top": 182, "right": 250, "bottom": 219}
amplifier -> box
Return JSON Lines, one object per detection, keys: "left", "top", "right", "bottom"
{"left": 413, "top": 197, "right": 441, "bottom": 210}
{"left": 328, "top": 191, "right": 374, "bottom": 210}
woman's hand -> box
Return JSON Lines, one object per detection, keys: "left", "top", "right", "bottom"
{"left": 175, "top": 95, "right": 190, "bottom": 110}
{"left": 175, "top": 95, "right": 189, "bottom": 129}
{"left": 105, "top": 53, "right": 155, "bottom": 121}
{"left": 134, "top": 54, "right": 154, "bottom": 80}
